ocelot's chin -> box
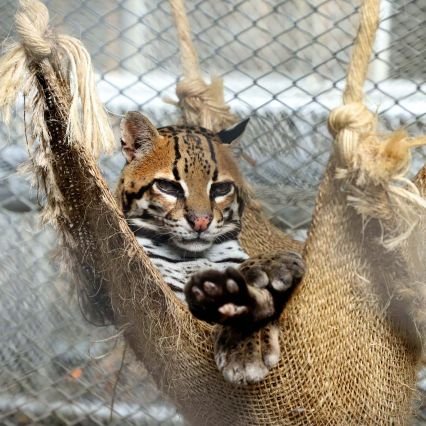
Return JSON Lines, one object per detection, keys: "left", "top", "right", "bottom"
{"left": 173, "top": 237, "right": 213, "bottom": 253}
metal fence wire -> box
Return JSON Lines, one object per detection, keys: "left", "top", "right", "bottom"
{"left": 0, "top": 0, "right": 425, "bottom": 424}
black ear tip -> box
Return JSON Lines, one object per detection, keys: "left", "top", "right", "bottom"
{"left": 217, "top": 118, "right": 250, "bottom": 144}
{"left": 240, "top": 117, "right": 250, "bottom": 129}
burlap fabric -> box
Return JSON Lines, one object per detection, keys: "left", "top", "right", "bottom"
{"left": 0, "top": 1, "right": 424, "bottom": 425}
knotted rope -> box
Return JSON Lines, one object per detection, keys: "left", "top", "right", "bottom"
{"left": 0, "top": 0, "right": 114, "bottom": 156}
{"left": 15, "top": 0, "right": 53, "bottom": 58}
{"left": 327, "top": 0, "right": 426, "bottom": 219}
{"left": 324, "top": 0, "right": 426, "bottom": 352}
{"left": 168, "top": 0, "right": 237, "bottom": 132}
{"left": 328, "top": 0, "right": 379, "bottom": 165}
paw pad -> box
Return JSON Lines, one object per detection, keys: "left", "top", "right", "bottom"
{"left": 185, "top": 268, "right": 252, "bottom": 325}
{"left": 218, "top": 303, "right": 248, "bottom": 317}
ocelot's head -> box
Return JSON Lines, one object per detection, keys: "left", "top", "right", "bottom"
{"left": 116, "top": 112, "right": 249, "bottom": 253}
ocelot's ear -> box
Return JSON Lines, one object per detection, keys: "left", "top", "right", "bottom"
{"left": 216, "top": 118, "right": 250, "bottom": 144}
{"left": 120, "top": 111, "right": 159, "bottom": 162}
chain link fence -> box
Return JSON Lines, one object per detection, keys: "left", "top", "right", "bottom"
{"left": 0, "top": 0, "right": 425, "bottom": 424}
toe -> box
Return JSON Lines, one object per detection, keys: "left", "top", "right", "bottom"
{"left": 245, "top": 268, "right": 269, "bottom": 288}
{"left": 244, "top": 361, "right": 269, "bottom": 383}
{"left": 203, "top": 280, "right": 222, "bottom": 296}
{"left": 226, "top": 278, "right": 239, "bottom": 293}
{"left": 191, "top": 286, "right": 205, "bottom": 301}
{"left": 261, "top": 324, "right": 280, "bottom": 368}
{"left": 271, "top": 277, "right": 291, "bottom": 291}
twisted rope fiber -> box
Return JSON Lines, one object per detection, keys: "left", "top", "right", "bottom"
{"left": 12, "top": 0, "right": 115, "bottom": 157}
{"left": 328, "top": 0, "right": 426, "bottom": 211}
{"left": 328, "top": 0, "right": 379, "bottom": 166}
{"left": 168, "top": 0, "right": 237, "bottom": 131}
{"left": 0, "top": 0, "right": 425, "bottom": 424}
{"left": 325, "top": 0, "right": 426, "bottom": 359}
{"left": 15, "top": 0, "right": 53, "bottom": 58}
{"left": 343, "top": 0, "right": 379, "bottom": 105}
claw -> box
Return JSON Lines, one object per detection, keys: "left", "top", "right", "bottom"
{"left": 235, "top": 306, "right": 248, "bottom": 315}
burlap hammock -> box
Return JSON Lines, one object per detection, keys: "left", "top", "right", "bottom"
{"left": 0, "top": 0, "right": 425, "bottom": 424}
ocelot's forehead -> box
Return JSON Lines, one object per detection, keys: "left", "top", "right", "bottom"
{"left": 158, "top": 126, "right": 222, "bottom": 183}
{"left": 119, "top": 124, "right": 245, "bottom": 207}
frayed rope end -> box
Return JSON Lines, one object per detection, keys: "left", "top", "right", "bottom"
{"left": 0, "top": 0, "right": 116, "bottom": 157}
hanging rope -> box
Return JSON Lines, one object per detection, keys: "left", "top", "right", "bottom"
{"left": 328, "top": 0, "right": 379, "bottom": 166}
{"left": 168, "top": 0, "right": 237, "bottom": 132}
{"left": 321, "top": 0, "right": 426, "bottom": 353}
{"left": 343, "top": 0, "right": 380, "bottom": 105}
{"left": 327, "top": 0, "right": 426, "bottom": 216}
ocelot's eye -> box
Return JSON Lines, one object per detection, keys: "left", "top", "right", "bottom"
{"left": 155, "top": 179, "right": 184, "bottom": 197}
{"left": 211, "top": 181, "right": 233, "bottom": 198}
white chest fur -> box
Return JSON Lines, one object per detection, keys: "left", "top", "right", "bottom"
{"left": 136, "top": 236, "right": 248, "bottom": 301}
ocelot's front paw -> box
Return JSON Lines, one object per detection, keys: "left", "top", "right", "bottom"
{"left": 214, "top": 323, "right": 280, "bottom": 385}
{"left": 185, "top": 252, "right": 306, "bottom": 328}
{"left": 184, "top": 268, "right": 254, "bottom": 327}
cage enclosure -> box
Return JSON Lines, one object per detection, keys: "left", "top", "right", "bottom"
{"left": 0, "top": 0, "right": 425, "bottom": 425}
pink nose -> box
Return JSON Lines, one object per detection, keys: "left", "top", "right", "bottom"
{"left": 186, "top": 213, "right": 212, "bottom": 232}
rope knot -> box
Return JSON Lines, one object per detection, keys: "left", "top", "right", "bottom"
{"left": 328, "top": 103, "right": 377, "bottom": 170}
{"left": 176, "top": 77, "right": 210, "bottom": 103}
{"left": 328, "top": 103, "right": 376, "bottom": 138}
{"left": 175, "top": 77, "right": 236, "bottom": 132}
{"left": 15, "top": 0, "right": 54, "bottom": 59}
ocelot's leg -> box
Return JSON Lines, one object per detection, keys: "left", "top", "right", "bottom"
{"left": 185, "top": 251, "right": 305, "bottom": 384}
{"left": 214, "top": 321, "right": 281, "bottom": 384}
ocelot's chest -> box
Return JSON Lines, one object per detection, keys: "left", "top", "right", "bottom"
{"left": 135, "top": 235, "right": 248, "bottom": 300}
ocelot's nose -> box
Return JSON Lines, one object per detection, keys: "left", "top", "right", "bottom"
{"left": 186, "top": 212, "right": 213, "bottom": 232}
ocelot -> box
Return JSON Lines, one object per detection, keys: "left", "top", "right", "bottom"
{"left": 115, "top": 112, "right": 305, "bottom": 384}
